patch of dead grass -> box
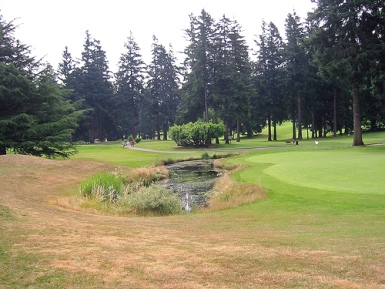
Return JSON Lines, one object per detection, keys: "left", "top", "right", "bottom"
{"left": 1, "top": 154, "right": 385, "bottom": 288}
{"left": 204, "top": 161, "right": 268, "bottom": 211}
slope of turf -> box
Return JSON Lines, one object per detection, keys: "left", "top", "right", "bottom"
{"left": 243, "top": 149, "right": 385, "bottom": 195}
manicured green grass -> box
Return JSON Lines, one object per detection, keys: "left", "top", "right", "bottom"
{"left": 71, "top": 143, "right": 201, "bottom": 168}
{"left": 243, "top": 149, "right": 385, "bottom": 195}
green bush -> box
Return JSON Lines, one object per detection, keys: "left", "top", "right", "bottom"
{"left": 169, "top": 120, "right": 224, "bottom": 147}
{"left": 126, "top": 185, "right": 183, "bottom": 215}
{"left": 201, "top": 152, "right": 210, "bottom": 159}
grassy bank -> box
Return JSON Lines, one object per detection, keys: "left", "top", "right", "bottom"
{"left": 1, "top": 127, "right": 385, "bottom": 288}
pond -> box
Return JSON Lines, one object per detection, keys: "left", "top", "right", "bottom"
{"left": 163, "top": 160, "right": 221, "bottom": 212}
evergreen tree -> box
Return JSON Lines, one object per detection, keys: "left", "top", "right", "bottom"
{"left": 144, "top": 36, "right": 180, "bottom": 140}
{"left": 254, "top": 21, "right": 285, "bottom": 141}
{"left": 213, "top": 16, "right": 252, "bottom": 143}
{"left": 179, "top": 10, "right": 216, "bottom": 123}
{"left": 283, "top": 11, "right": 308, "bottom": 139}
{"left": 308, "top": 0, "right": 385, "bottom": 145}
{"left": 0, "top": 15, "right": 83, "bottom": 157}
{"left": 74, "top": 31, "right": 115, "bottom": 142}
{"left": 115, "top": 32, "right": 145, "bottom": 138}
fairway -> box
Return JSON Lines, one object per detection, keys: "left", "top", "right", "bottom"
{"left": 243, "top": 150, "right": 385, "bottom": 195}
{"left": 2, "top": 133, "right": 385, "bottom": 288}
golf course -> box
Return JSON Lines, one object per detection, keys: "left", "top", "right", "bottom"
{"left": 1, "top": 127, "right": 385, "bottom": 288}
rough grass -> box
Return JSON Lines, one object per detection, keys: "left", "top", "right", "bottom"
{"left": 206, "top": 171, "right": 267, "bottom": 211}
{"left": 79, "top": 166, "right": 171, "bottom": 215}
{"left": 2, "top": 130, "right": 385, "bottom": 288}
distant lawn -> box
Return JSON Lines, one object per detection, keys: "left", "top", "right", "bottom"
{"left": 71, "top": 125, "right": 385, "bottom": 168}
{"left": 71, "top": 142, "right": 202, "bottom": 168}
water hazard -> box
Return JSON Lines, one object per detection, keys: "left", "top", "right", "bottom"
{"left": 164, "top": 160, "right": 220, "bottom": 211}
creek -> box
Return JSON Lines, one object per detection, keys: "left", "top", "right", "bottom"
{"left": 163, "top": 160, "right": 221, "bottom": 212}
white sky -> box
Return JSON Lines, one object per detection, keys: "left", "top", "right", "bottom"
{"left": 0, "top": 0, "right": 315, "bottom": 72}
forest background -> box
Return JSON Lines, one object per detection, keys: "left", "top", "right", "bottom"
{"left": 1, "top": 0, "right": 384, "bottom": 157}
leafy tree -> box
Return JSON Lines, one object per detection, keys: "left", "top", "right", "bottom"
{"left": 308, "top": 0, "right": 385, "bottom": 145}
{"left": 169, "top": 120, "right": 224, "bottom": 147}
{"left": 0, "top": 15, "right": 83, "bottom": 156}
{"left": 115, "top": 32, "right": 146, "bottom": 138}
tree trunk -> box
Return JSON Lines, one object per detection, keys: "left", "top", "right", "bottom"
{"left": 352, "top": 82, "right": 364, "bottom": 146}
{"left": 267, "top": 114, "right": 272, "bottom": 141}
{"left": 237, "top": 119, "right": 241, "bottom": 142}
{"left": 225, "top": 118, "right": 230, "bottom": 144}
{"left": 163, "top": 122, "right": 168, "bottom": 141}
{"left": 311, "top": 111, "right": 316, "bottom": 138}
{"left": 130, "top": 111, "right": 137, "bottom": 138}
{"left": 0, "top": 145, "right": 6, "bottom": 155}
{"left": 273, "top": 112, "right": 277, "bottom": 141}
{"left": 204, "top": 85, "right": 209, "bottom": 123}
{"left": 157, "top": 120, "right": 161, "bottom": 140}
{"left": 297, "top": 91, "right": 303, "bottom": 139}
{"left": 292, "top": 119, "right": 296, "bottom": 140}
{"left": 333, "top": 88, "right": 337, "bottom": 137}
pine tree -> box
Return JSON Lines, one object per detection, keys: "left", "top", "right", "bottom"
{"left": 308, "top": 0, "right": 385, "bottom": 145}
{"left": 144, "top": 36, "right": 180, "bottom": 140}
{"left": 115, "top": 32, "right": 145, "bottom": 138}
{"left": 213, "top": 16, "right": 252, "bottom": 143}
{"left": 0, "top": 15, "right": 83, "bottom": 157}
{"left": 74, "top": 31, "right": 115, "bottom": 142}
{"left": 283, "top": 11, "right": 308, "bottom": 140}
{"left": 179, "top": 10, "right": 216, "bottom": 123}
{"left": 254, "top": 21, "right": 284, "bottom": 141}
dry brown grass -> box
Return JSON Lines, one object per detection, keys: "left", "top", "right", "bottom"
{"left": 122, "top": 165, "right": 169, "bottom": 185}
{"left": 1, "top": 154, "right": 385, "bottom": 288}
{"left": 204, "top": 160, "right": 267, "bottom": 211}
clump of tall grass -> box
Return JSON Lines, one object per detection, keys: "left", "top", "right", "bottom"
{"left": 123, "top": 166, "right": 169, "bottom": 186}
{"left": 79, "top": 166, "right": 181, "bottom": 216}
{"left": 125, "top": 184, "right": 183, "bottom": 215}
{"left": 80, "top": 172, "right": 124, "bottom": 203}
{"left": 204, "top": 171, "right": 267, "bottom": 211}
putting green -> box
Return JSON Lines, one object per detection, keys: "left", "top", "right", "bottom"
{"left": 244, "top": 150, "right": 385, "bottom": 195}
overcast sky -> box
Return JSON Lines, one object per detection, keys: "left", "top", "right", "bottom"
{"left": 1, "top": 0, "right": 315, "bottom": 72}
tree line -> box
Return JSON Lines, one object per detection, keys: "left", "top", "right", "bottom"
{"left": 1, "top": 1, "right": 385, "bottom": 156}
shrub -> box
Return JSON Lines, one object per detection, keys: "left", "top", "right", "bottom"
{"left": 126, "top": 184, "right": 183, "bottom": 215}
{"left": 201, "top": 152, "right": 210, "bottom": 159}
{"left": 169, "top": 120, "right": 224, "bottom": 147}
